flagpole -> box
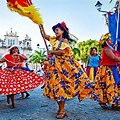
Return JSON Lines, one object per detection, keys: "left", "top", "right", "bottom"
{"left": 38, "top": 25, "right": 49, "bottom": 51}
{"left": 116, "top": 0, "right": 120, "bottom": 42}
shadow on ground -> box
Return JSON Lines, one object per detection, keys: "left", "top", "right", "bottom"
{"left": 0, "top": 88, "right": 120, "bottom": 120}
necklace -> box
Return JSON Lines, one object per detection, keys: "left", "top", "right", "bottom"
{"left": 12, "top": 55, "right": 21, "bottom": 67}
{"left": 4, "top": 54, "right": 23, "bottom": 66}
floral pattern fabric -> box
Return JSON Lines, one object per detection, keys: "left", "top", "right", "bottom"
{"left": 43, "top": 37, "right": 94, "bottom": 101}
{"left": 91, "top": 65, "right": 120, "bottom": 105}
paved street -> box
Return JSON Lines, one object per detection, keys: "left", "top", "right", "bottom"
{"left": 0, "top": 87, "right": 120, "bottom": 120}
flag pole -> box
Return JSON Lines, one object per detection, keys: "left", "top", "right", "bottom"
{"left": 38, "top": 25, "right": 49, "bottom": 51}
{"left": 116, "top": 0, "right": 120, "bottom": 42}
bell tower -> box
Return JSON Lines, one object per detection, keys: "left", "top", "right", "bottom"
{"left": 4, "top": 28, "right": 19, "bottom": 47}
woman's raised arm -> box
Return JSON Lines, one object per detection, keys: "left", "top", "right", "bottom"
{"left": 39, "top": 24, "right": 50, "bottom": 40}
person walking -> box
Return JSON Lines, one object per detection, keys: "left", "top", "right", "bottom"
{"left": 86, "top": 47, "right": 101, "bottom": 81}
{"left": 0, "top": 45, "right": 44, "bottom": 108}
{"left": 91, "top": 33, "right": 120, "bottom": 109}
{"left": 39, "top": 22, "right": 94, "bottom": 119}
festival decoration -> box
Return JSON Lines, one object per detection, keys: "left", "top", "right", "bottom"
{"left": 6, "top": 0, "right": 79, "bottom": 51}
{"left": 99, "top": 33, "right": 111, "bottom": 45}
{"left": 95, "top": 0, "right": 120, "bottom": 52}
{"left": 6, "top": 0, "right": 48, "bottom": 50}
{"left": 102, "top": 33, "right": 111, "bottom": 40}
{"left": 7, "top": 0, "right": 43, "bottom": 24}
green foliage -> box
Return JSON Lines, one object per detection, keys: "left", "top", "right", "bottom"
{"left": 77, "top": 39, "right": 101, "bottom": 63}
{"left": 69, "top": 39, "right": 81, "bottom": 61}
{"left": 72, "top": 48, "right": 81, "bottom": 61}
{"left": 29, "top": 50, "right": 46, "bottom": 64}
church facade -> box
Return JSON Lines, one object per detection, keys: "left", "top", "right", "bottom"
{"left": 0, "top": 28, "right": 32, "bottom": 58}
{"left": 0, "top": 28, "right": 33, "bottom": 68}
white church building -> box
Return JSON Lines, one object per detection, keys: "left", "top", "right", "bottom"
{"left": 0, "top": 28, "right": 32, "bottom": 57}
{"left": 0, "top": 28, "right": 33, "bottom": 68}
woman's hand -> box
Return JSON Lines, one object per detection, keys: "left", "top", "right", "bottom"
{"left": 19, "top": 54, "right": 28, "bottom": 60}
{"left": 48, "top": 50, "right": 53, "bottom": 55}
{"left": 13, "top": 52, "right": 19, "bottom": 56}
{"left": 48, "top": 50, "right": 65, "bottom": 56}
{"left": 39, "top": 24, "right": 50, "bottom": 40}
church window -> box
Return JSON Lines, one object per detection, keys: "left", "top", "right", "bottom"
{"left": 8, "top": 39, "right": 12, "bottom": 46}
{"left": 8, "top": 39, "right": 15, "bottom": 46}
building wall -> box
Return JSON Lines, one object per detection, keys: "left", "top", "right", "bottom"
{"left": 0, "top": 29, "right": 33, "bottom": 69}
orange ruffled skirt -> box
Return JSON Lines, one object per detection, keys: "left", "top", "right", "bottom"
{"left": 44, "top": 56, "right": 94, "bottom": 102}
{"left": 91, "top": 65, "right": 120, "bottom": 105}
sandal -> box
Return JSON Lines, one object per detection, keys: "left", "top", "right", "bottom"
{"left": 56, "top": 111, "right": 67, "bottom": 119}
{"left": 25, "top": 93, "right": 30, "bottom": 98}
{"left": 99, "top": 103, "right": 108, "bottom": 110}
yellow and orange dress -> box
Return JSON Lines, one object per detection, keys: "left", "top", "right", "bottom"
{"left": 44, "top": 37, "right": 94, "bottom": 101}
{"left": 91, "top": 46, "right": 120, "bottom": 105}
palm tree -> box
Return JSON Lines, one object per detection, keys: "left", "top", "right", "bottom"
{"left": 29, "top": 49, "right": 46, "bottom": 70}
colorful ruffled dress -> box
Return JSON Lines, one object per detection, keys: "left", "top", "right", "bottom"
{"left": 86, "top": 55, "right": 100, "bottom": 81}
{"left": 0, "top": 54, "right": 44, "bottom": 95}
{"left": 43, "top": 37, "right": 94, "bottom": 102}
{"left": 91, "top": 46, "right": 120, "bottom": 105}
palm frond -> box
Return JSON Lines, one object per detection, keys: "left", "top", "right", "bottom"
{"left": 28, "top": 49, "right": 46, "bottom": 64}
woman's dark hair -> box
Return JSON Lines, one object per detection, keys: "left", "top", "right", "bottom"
{"left": 101, "top": 42, "right": 108, "bottom": 48}
{"left": 90, "top": 47, "right": 97, "bottom": 55}
{"left": 60, "top": 27, "right": 74, "bottom": 42}
{"left": 10, "top": 47, "right": 20, "bottom": 54}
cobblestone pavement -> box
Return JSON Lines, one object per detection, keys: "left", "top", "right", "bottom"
{"left": 0, "top": 87, "right": 120, "bottom": 120}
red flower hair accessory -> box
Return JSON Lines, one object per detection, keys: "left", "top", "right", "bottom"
{"left": 61, "top": 21, "right": 66, "bottom": 28}
{"left": 61, "top": 21, "right": 69, "bottom": 32}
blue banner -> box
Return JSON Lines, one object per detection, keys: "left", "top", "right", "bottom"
{"left": 108, "top": 12, "right": 120, "bottom": 52}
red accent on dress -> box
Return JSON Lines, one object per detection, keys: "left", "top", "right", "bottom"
{"left": 100, "top": 46, "right": 117, "bottom": 66}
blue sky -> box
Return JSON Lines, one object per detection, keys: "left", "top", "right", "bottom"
{"left": 0, "top": 0, "right": 115, "bottom": 50}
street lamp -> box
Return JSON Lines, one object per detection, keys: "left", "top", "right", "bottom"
{"left": 95, "top": 1, "right": 108, "bottom": 13}
{"left": 37, "top": 43, "right": 46, "bottom": 52}
{"left": 37, "top": 43, "right": 40, "bottom": 49}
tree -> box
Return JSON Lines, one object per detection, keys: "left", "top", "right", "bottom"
{"left": 77, "top": 39, "right": 101, "bottom": 63}
{"left": 29, "top": 49, "right": 46, "bottom": 70}
{"left": 29, "top": 50, "right": 46, "bottom": 63}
